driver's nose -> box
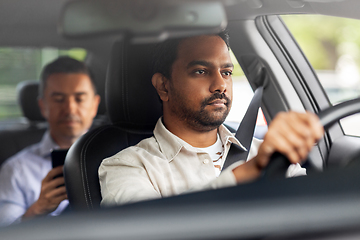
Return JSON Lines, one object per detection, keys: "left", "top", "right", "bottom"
{"left": 210, "top": 71, "right": 226, "bottom": 93}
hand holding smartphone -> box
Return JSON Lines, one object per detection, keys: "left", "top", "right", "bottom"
{"left": 51, "top": 149, "right": 68, "bottom": 168}
{"left": 51, "top": 149, "right": 68, "bottom": 187}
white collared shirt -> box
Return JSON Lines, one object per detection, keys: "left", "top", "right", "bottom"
{"left": 99, "top": 118, "right": 305, "bottom": 206}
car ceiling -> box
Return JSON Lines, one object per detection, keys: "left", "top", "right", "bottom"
{"left": 1, "top": 0, "right": 360, "bottom": 50}
{"left": 225, "top": 0, "right": 360, "bottom": 21}
{"left": 0, "top": 0, "right": 67, "bottom": 47}
{"left": 0, "top": 0, "right": 114, "bottom": 55}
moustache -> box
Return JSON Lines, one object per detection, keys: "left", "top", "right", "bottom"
{"left": 203, "top": 92, "right": 231, "bottom": 106}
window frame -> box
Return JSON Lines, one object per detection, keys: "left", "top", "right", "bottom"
{"left": 256, "top": 14, "right": 360, "bottom": 168}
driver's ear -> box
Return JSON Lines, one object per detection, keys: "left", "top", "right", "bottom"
{"left": 151, "top": 73, "right": 169, "bottom": 102}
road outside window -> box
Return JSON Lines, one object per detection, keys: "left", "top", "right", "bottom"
{"left": 283, "top": 15, "right": 360, "bottom": 137}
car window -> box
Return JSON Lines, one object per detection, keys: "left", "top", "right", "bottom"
{"left": 225, "top": 50, "right": 267, "bottom": 136}
{"left": 282, "top": 15, "right": 360, "bottom": 137}
{"left": 0, "top": 47, "right": 86, "bottom": 120}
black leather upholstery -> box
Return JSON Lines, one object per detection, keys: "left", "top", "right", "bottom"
{"left": 0, "top": 81, "right": 47, "bottom": 167}
{"left": 0, "top": 128, "right": 46, "bottom": 167}
{"left": 17, "top": 80, "right": 45, "bottom": 122}
{"left": 64, "top": 39, "right": 162, "bottom": 210}
{"left": 106, "top": 39, "right": 162, "bottom": 130}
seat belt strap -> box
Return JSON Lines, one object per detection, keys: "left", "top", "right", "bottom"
{"left": 222, "top": 86, "right": 263, "bottom": 170}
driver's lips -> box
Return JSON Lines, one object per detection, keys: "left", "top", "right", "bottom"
{"left": 207, "top": 99, "right": 228, "bottom": 108}
{"left": 203, "top": 93, "right": 231, "bottom": 110}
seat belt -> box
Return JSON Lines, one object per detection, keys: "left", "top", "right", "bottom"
{"left": 222, "top": 86, "right": 263, "bottom": 170}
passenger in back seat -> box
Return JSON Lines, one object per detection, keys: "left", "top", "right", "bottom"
{"left": 0, "top": 56, "right": 100, "bottom": 226}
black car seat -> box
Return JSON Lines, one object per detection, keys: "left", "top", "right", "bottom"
{"left": 64, "top": 39, "right": 162, "bottom": 210}
{"left": 0, "top": 80, "right": 47, "bottom": 167}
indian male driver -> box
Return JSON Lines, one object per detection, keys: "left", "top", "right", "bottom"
{"left": 99, "top": 32, "right": 324, "bottom": 206}
{"left": 0, "top": 56, "right": 100, "bottom": 226}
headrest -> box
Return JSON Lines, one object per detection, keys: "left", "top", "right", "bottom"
{"left": 17, "top": 80, "right": 45, "bottom": 122}
{"left": 106, "top": 39, "right": 162, "bottom": 133}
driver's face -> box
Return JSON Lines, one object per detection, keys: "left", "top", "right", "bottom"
{"left": 167, "top": 35, "right": 233, "bottom": 131}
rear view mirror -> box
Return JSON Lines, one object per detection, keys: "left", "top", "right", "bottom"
{"left": 58, "top": 0, "right": 227, "bottom": 43}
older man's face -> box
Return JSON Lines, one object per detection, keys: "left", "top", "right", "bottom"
{"left": 39, "top": 73, "right": 100, "bottom": 146}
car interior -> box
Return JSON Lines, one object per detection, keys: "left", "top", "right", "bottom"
{"left": 64, "top": 39, "right": 162, "bottom": 210}
{"left": 2, "top": 0, "right": 360, "bottom": 239}
{"left": 0, "top": 80, "right": 46, "bottom": 165}
{"left": 0, "top": 75, "right": 108, "bottom": 167}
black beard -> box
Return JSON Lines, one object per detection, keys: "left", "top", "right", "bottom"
{"left": 170, "top": 91, "right": 231, "bottom": 132}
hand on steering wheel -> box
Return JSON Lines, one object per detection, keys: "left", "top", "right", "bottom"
{"left": 263, "top": 97, "right": 360, "bottom": 179}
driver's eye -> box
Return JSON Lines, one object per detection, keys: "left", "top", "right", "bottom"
{"left": 222, "top": 71, "right": 233, "bottom": 76}
{"left": 194, "top": 69, "right": 206, "bottom": 75}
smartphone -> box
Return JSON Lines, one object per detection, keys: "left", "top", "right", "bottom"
{"left": 51, "top": 149, "right": 68, "bottom": 168}
{"left": 51, "top": 149, "right": 68, "bottom": 185}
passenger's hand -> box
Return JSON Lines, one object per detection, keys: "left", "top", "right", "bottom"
{"left": 232, "top": 111, "right": 324, "bottom": 183}
{"left": 23, "top": 166, "right": 67, "bottom": 220}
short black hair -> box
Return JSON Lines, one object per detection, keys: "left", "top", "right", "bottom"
{"left": 153, "top": 30, "right": 230, "bottom": 79}
{"left": 39, "top": 56, "right": 97, "bottom": 97}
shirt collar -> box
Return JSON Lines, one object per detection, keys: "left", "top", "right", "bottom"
{"left": 218, "top": 124, "right": 247, "bottom": 151}
{"left": 153, "top": 118, "right": 247, "bottom": 162}
{"left": 39, "top": 131, "right": 60, "bottom": 158}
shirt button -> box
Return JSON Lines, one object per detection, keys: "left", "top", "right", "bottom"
{"left": 203, "top": 159, "right": 210, "bottom": 164}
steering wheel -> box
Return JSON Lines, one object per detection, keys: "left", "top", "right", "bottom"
{"left": 263, "top": 97, "right": 360, "bottom": 179}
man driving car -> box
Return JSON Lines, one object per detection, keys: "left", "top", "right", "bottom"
{"left": 99, "top": 31, "right": 324, "bottom": 206}
{"left": 0, "top": 56, "right": 100, "bottom": 226}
